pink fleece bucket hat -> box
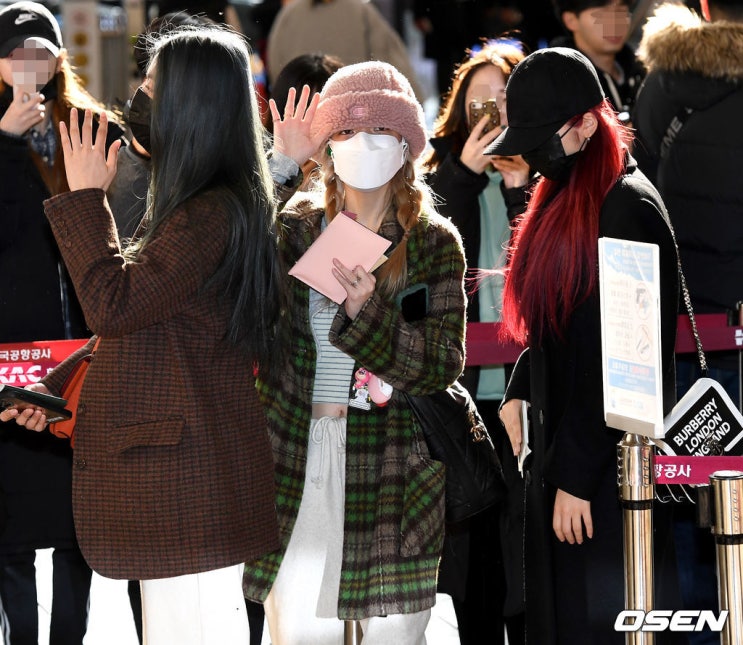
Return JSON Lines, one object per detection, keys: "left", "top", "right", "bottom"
{"left": 310, "top": 61, "right": 427, "bottom": 160}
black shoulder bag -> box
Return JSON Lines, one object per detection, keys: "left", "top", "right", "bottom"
{"left": 404, "top": 382, "right": 507, "bottom": 523}
{"left": 397, "top": 283, "right": 506, "bottom": 523}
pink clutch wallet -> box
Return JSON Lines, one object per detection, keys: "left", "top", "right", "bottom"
{"left": 288, "top": 213, "right": 392, "bottom": 304}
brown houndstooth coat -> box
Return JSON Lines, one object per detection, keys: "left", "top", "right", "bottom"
{"left": 41, "top": 188, "right": 279, "bottom": 580}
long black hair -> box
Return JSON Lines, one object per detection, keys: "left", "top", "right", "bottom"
{"left": 127, "top": 28, "right": 283, "bottom": 365}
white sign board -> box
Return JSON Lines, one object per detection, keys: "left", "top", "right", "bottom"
{"left": 599, "top": 237, "right": 664, "bottom": 438}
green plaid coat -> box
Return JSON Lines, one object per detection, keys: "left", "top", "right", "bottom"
{"left": 243, "top": 194, "right": 466, "bottom": 618}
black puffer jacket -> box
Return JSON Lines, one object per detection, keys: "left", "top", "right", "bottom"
{"left": 632, "top": 4, "right": 743, "bottom": 353}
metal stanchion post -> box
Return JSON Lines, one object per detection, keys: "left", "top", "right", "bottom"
{"left": 618, "top": 433, "right": 655, "bottom": 645}
{"left": 344, "top": 620, "right": 363, "bottom": 644}
{"left": 711, "top": 471, "right": 743, "bottom": 645}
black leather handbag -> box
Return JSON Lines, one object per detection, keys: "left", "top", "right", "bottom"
{"left": 405, "top": 381, "right": 507, "bottom": 523}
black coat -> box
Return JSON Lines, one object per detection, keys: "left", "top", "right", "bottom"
{"left": 425, "top": 136, "right": 528, "bottom": 615}
{"left": 0, "top": 96, "right": 125, "bottom": 551}
{"left": 504, "top": 159, "right": 683, "bottom": 644}
{"left": 632, "top": 6, "right": 743, "bottom": 328}
{"left": 426, "top": 135, "right": 528, "bottom": 324}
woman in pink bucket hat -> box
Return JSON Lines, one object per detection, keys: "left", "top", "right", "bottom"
{"left": 243, "top": 61, "right": 467, "bottom": 644}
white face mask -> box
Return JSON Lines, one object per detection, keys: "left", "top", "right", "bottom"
{"left": 328, "top": 132, "right": 408, "bottom": 191}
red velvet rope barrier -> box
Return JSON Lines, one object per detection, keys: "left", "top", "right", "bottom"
{"left": 466, "top": 312, "right": 743, "bottom": 365}
{"left": 0, "top": 314, "right": 741, "bottom": 383}
{"left": 464, "top": 314, "right": 743, "bottom": 484}
{"left": 3, "top": 315, "right": 742, "bottom": 481}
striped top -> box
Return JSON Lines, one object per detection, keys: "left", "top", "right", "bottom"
{"left": 310, "top": 288, "right": 355, "bottom": 404}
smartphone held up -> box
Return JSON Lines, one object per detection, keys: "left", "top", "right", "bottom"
{"left": 469, "top": 99, "right": 500, "bottom": 135}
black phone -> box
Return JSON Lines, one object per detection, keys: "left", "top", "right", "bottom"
{"left": 469, "top": 99, "right": 500, "bottom": 135}
{"left": 0, "top": 385, "right": 71, "bottom": 423}
{"left": 397, "top": 283, "right": 429, "bottom": 322}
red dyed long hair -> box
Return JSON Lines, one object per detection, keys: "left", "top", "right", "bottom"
{"left": 500, "top": 100, "right": 632, "bottom": 345}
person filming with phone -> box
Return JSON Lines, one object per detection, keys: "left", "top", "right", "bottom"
{"left": 0, "top": 2, "right": 125, "bottom": 642}
{"left": 421, "top": 42, "right": 530, "bottom": 644}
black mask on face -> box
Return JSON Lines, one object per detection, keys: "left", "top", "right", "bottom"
{"left": 522, "top": 121, "right": 583, "bottom": 182}
{"left": 0, "top": 75, "right": 57, "bottom": 113}
{"left": 124, "top": 87, "right": 152, "bottom": 154}
{"left": 0, "top": 84, "right": 12, "bottom": 114}
{"left": 38, "top": 73, "right": 58, "bottom": 102}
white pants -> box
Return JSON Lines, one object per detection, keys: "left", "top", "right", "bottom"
{"left": 264, "top": 417, "right": 430, "bottom": 645}
{"left": 141, "top": 563, "right": 250, "bottom": 645}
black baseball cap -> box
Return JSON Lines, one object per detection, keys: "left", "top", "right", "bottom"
{"left": 484, "top": 47, "right": 605, "bottom": 156}
{"left": 0, "top": 2, "right": 62, "bottom": 58}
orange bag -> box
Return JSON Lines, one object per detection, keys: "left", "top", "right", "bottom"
{"left": 49, "top": 339, "right": 100, "bottom": 447}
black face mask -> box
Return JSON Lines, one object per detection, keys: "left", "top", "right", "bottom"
{"left": 39, "top": 73, "right": 58, "bottom": 101}
{"left": 0, "top": 75, "right": 57, "bottom": 113}
{"left": 0, "top": 84, "right": 12, "bottom": 115}
{"left": 124, "top": 87, "right": 152, "bottom": 154}
{"left": 522, "top": 122, "right": 582, "bottom": 182}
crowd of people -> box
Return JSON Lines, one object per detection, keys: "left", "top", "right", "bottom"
{"left": 1, "top": 0, "right": 742, "bottom": 643}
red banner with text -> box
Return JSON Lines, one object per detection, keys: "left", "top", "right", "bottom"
{"left": 0, "top": 339, "right": 88, "bottom": 387}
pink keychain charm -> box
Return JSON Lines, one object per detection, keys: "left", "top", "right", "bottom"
{"left": 349, "top": 367, "right": 393, "bottom": 409}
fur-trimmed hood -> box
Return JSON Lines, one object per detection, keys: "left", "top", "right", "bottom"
{"left": 638, "top": 3, "right": 743, "bottom": 81}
